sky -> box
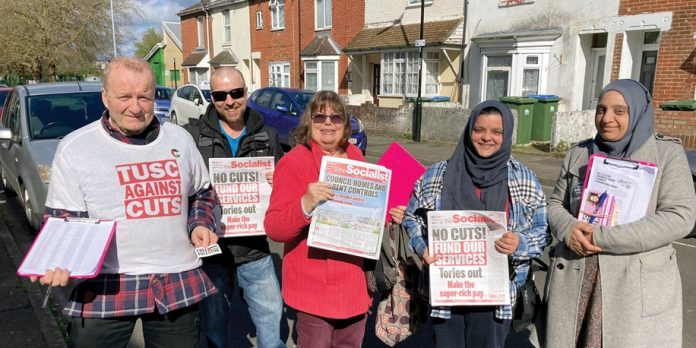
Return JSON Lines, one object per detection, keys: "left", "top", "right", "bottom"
{"left": 122, "top": 0, "right": 195, "bottom": 56}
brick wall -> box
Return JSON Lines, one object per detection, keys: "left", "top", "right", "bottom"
{"left": 249, "top": 0, "right": 364, "bottom": 93}
{"left": 616, "top": 0, "right": 696, "bottom": 105}
{"left": 610, "top": 33, "right": 623, "bottom": 81}
{"left": 180, "top": 14, "right": 198, "bottom": 84}
{"left": 655, "top": 109, "right": 696, "bottom": 148}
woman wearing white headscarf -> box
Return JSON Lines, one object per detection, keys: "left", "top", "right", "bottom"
{"left": 544, "top": 79, "right": 696, "bottom": 348}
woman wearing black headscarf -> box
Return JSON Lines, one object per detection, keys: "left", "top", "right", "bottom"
{"left": 544, "top": 79, "right": 696, "bottom": 348}
{"left": 403, "top": 100, "right": 550, "bottom": 347}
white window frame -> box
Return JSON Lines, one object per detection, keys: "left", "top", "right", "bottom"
{"left": 189, "top": 67, "right": 209, "bottom": 87}
{"left": 520, "top": 54, "right": 541, "bottom": 96}
{"left": 197, "top": 16, "right": 204, "bottom": 48}
{"left": 256, "top": 11, "right": 263, "bottom": 29}
{"left": 302, "top": 58, "right": 339, "bottom": 92}
{"left": 270, "top": 0, "right": 285, "bottom": 30}
{"left": 315, "top": 0, "right": 332, "bottom": 30}
{"left": 269, "top": 62, "right": 290, "bottom": 87}
{"left": 482, "top": 54, "right": 512, "bottom": 100}
{"left": 478, "top": 38, "right": 553, "bottom": 103}
{"left": 223, "top": 10, "right": 232, "bottom": 43}
{"left": 380, "top": 50, "right": 440, "bottom": 97}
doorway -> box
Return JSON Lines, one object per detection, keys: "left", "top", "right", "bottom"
{"left": 372, "top": 64, "right": 380, "bottom": 106}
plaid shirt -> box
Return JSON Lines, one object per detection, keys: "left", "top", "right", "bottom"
{"left": 44, "top": 112, "right": 217, "bottom": 318}
{"left": 403, "top": 157, "right": 550, "bottom": 320}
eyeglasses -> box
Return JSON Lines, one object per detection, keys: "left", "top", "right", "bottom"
{"left": 211, "top": 88, "right": 245, "bottom": 101}
{"left": 312, "top": 113, "right": 345, "bottom": 124}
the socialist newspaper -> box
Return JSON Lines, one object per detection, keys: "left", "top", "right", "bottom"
{"left": 427, "top": 210, "right": 511, "bottom": 306}
{"left": 307, "top": 157, "right": 391, "bottom": 260}
{"left": 209, "top": 157, "right": 274, "bottom": 237}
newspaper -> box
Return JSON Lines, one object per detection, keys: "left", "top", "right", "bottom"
{"left": 307, "top": 157, "right": 391, "bottom": 260}
{"left": 427, "top": 210, "right": 511, "bottom": 306}
{"left": 209, "top": 157, "right": 274, "bottom": 237}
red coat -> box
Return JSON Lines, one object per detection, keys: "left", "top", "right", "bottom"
{"left": 264, "top": 141, "right": 371, "bottom": 319}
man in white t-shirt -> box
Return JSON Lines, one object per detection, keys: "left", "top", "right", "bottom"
{"left": 31, "top": 57, "right": 218, "bottom": 347}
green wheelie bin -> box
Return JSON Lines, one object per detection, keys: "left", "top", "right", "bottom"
{"left": 528, "top": 94, "right": 560, "bottom": 141}
{"left": 499, "top": 96, "right": 536, "bottom": 144}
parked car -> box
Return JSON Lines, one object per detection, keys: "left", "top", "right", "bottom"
{"left": 0, "top": 86, "right": 11, "bottom": 121}
{"left": 247, "top": 87, "right": 368, "bottom": 153}
{"left": 0, "top": 82, "right": 104, "bottom": 229}
{"left": 154, "top": 86, "right": 175, "bottom": 123}
{"left": 169, "top": 83, "right": 211, "bottom": 126}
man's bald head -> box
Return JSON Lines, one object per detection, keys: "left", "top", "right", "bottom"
{"left": 210, "top": 67, "right": 246, "bottom": 90}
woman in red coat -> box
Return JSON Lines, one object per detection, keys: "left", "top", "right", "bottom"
{"left": 264, "top": 90, "right": 371, "bottom": 347}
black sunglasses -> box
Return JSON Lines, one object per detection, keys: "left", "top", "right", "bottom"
{"left": 212, "top": 88, "right": 245, "bottom": 101}
{"left": 312, "top": 113, "right": 345, "bottom": 124}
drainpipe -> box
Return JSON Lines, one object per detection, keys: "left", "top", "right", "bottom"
{"left": 298, "top": 0, "right": 302, "bottom": 88}
{"left": 460, "top": 0, "right": 468, "bottom": 105}
{"left": 200, "top": 1, "right": 211, "bottom": 71}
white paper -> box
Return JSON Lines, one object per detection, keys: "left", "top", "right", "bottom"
{"left": 209, "top": 157, "right": 274, "bottom": 237}
{"left": 579, "top": 155, "right": 658, "bottom": 226}
{"left": 427, "top": 210, "right": 511, "bottom": 306}
{"left": 17, "top": 217, "right": 116, "bottom": 278}
{"left": 195, "top": 243, "right": 223, "bottom": 258}
{"left": 307, "top": 157, "right": 391, "bottom": 260}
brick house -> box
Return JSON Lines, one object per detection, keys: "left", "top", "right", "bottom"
{"left": 248, "top": 0, "right": 364, "bottom": 94}
{"left": 612, "top": 0, "right": 696, "bottom": 147}
{"left": 178, "top": 2, "right": 214, "bottom": 87}
{"left": 207, "top": 1, "right": 254, "bottom": 86}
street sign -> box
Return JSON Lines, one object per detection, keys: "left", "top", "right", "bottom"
{"left": 415, "top": 39, "right": 426, "bottom": 47}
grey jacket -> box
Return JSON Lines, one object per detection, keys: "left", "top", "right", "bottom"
{"left": 544, "top": 135, "right": 696, "bottom": 348}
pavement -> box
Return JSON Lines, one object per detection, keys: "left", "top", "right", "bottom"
{"left": 0, "top": 131, "right": 568, "bottom": 347}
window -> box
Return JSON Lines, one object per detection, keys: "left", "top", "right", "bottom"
{"left": 521, "top": 55, "right": 540, "bottom": 96}
{"left": 484, "top": 55, "right": 512, "bottom": 100}
{"left": 256, "top": 11, "right": 263, "bottom": 29}
{"left": 271, "top": 0, "right": 285, "bottom": 30}
{"left": 223, "top": 10, "right": 231, "bottom": 43}
{"left": 189, "top": 68, "right": 209, "bottom": 88}
{"left": 381, "top": 51, "right": 439, "bottom": 96}
{"left": 197, "top": 16, "right": 204, "bottom": 48}
{"left": 304, "top": 60, "right": 337, "bottom": 91}
{"left": 316, "top": 0, "right": 332, "bottom": 30}
{"left": 269, "top": 62, "right": 290, "bottom": 87}
{"left": 425, "top": 51, "right": 440, "bottom": 95}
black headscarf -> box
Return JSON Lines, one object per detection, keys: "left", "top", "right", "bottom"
{"left": 592, "top": 79, "right": 655, "bottom": 157}
{"left": 441, "top": 100, "right": 513, "bottom": 212}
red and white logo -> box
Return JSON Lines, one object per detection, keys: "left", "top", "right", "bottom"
{"left": 115, "top": 160, "right": 182, "bottom": 219}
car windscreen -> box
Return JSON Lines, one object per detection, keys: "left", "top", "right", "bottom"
{"left": 155, "top": 87, "right": 174, "bottom": 100}
{"left": 289, "top": 91, "right": 313, "bottom": 112}
{"left": 28, "top": 92, "right": 104, "bottom": 140}
{"left": 0, "top": 90, "right": 9, "bottom": 106}
{"left": 201, "top": 89, "right": 212, "bottom": 102}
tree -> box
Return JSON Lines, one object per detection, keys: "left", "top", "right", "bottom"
{"left": 134, "top": 27, "right": 163, "bottom": 59}
{"left": 0, "top": 0, "right": 139, "bottom": 81}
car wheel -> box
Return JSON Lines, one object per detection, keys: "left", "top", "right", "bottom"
{"left": 1, "top": 167, "right": 16, "bottom": 197}
{"left": 20, "top": 184, "right": 40, "bottom": 230}
{"left": 170, "top": 111, "right": 178, "bottom": 125}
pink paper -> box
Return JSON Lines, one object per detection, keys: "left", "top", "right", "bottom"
{"left": 376, "top": 142, "right": 426, "bottom": 222}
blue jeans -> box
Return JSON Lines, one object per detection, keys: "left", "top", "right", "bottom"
{"left": 199, "top": 255, "right": 284, "bottom": 348}
{"left": 237, "top": 255, "right": 285, "bottom": 348}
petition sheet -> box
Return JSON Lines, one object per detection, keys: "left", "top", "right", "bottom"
{"left": 579, "top": 155, "right": 657, "bottom": 226}
{"left": 307, "top": 157, "right": 391, "bottom": 260}
{"left": 427, "top": 210, "right": 510, "bottom": 307}
{"left": 209, "top": 157, "right": 274, "bottom": 237}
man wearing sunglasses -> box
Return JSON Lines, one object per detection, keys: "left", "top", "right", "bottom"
{"left": 185, "top": 67, "right": 285, "bottom": 348}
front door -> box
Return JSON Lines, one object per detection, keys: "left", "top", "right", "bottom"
{"left": 372, "top": 64, "right": 380, "bottom": 106}
{"left": 639, "top": 50, "right": 657, "bottom": 95}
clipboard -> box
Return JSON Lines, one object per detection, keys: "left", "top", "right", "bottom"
{"left": 578, "top": 154, "right": 658, "bottom": 226}
{"left": 376, "top": 142, "right": 426, "bottom": 222}
{"left": 17, "top": 217, "right": 117, "bottom": 278}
